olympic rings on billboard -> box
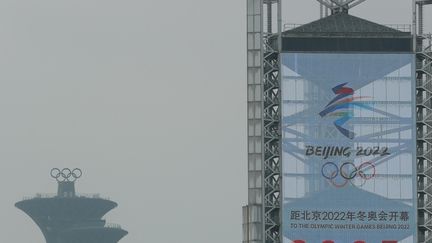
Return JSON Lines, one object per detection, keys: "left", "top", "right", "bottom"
{"left": 321, "top": 161, "right": 375, "bottom": 188}
{"left": 330, "top": 173, "right": 349, "bottom": 188}
{"left": 340, "top": 162, "right": 357, "bottom": 179}
{"left": 321, "top": 162, "right": 338, "bottom": 179}
{"left": 50, "top": 168, "right": 82, "bottom": 182}
{"left": 357, "top": 162, "right": 375, "bottom": 179}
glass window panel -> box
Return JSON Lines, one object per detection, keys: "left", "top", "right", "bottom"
{"left": 254, "top": 16, "right": 261, "bottom": 32}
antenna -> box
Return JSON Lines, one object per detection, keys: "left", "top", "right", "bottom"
{"left": 316, "top": 0, "right": 367, "bottom": 14}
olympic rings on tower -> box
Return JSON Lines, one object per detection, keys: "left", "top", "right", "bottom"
{"left": 321, "top": 161, "right": 375, "bottom": 188}
{"left": 50, "top": 168, "right": 82, "bottom": 182}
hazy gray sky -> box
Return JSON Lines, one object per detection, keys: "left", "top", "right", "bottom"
{"left": 0, "top": 1, "right": 431, "bottom": 243}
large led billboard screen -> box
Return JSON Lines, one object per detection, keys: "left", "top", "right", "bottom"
{"left": 281, "top": 53, "right": 416, "bottom": 243}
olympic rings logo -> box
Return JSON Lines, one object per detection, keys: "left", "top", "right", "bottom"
{"left": 321, "top": 162, "right": 375, "bottom": 188}
{"left": 50, "top": 168, "right": 82, "bottom": 182}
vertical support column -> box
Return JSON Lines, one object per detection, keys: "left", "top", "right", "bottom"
{"left": 415, "top": 1, "right": 432, "bottom": 242}
{"left": 416, "top": 36, "right": 432, "bottom": 243}
{"left": 413, "top": 0, "right": 417, "bottom": 52}
{"left": 320, "top": 3, "right": 324, "bottom": 18}
{"left": 262, "top": 0, "right": 281, "bottom": 242}
{"left": 245, "top": 0, "right": 264, "bottom": 242}
{"left": 243, "top": 205, "right": 263, "bottom": 243}
{"left": 419, "top": 2, "right": 424, "bottom": 36}
{"left": 267, "top": 2, "right": 272, "bottom": 34}
{"left": 244, "top": 0, "right": 281, "bottom": 242}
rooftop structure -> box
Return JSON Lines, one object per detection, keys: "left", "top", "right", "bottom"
{"left": 280, "top": 12, "right": 412, "bottom": 52}
{"left": 15, "top": 168, "right": 127, "bottom": 243}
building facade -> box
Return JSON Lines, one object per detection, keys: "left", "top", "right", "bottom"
{"left": 243, "top": 1, "right": 432, "bottom": 243}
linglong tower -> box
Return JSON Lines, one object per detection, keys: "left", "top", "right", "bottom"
{"left": 15, "top": 168, "right": 127, "bottom": 243}
{"left": 244, "top": 0, "right": 432, "bottom": 243}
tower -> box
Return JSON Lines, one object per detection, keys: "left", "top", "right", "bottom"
{"left": 15, "top": 168, "right": 127, "bottom": 243}
{"left": 244, "top": 1, "right": 432, "bottom": 243}
{"left": 414, "top": 1, "right": 432, "bottom": 242}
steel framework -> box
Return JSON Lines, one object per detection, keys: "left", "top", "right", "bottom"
{"left": 244, "top": 1, "right": 432, "bottom": 243}
{"left": 244, "top": 0, "right": 281, "bottom": 242}
{"left": 414, "top": 1, "right": 432, "bottom": 242}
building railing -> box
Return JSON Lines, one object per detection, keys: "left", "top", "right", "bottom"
{"left": 283, "top": 23, "right": 302, "bottom": 31}
{"left": 385, "top": 24, "right": 412, "bottom": 32}
{"left": 105, "top": 223, "right": 123, "bottom": 229}
{"left": 22, "top": 193, "right": 110, "bottom": 201}
{"left": 283, "top": 23, "right": 412, "bottom": 32}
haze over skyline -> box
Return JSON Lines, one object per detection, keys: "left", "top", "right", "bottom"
{"left": 1, "top": 1, "right": 431, "bottom": 243}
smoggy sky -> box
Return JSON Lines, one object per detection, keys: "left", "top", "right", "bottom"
{"left": 0, "top": 1, "right": 431, "bottom": 243}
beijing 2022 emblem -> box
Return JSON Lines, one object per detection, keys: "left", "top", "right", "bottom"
{"left": 319, "top": 82, "right": 372, "bottom": 139}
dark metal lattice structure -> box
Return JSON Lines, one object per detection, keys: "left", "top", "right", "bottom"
{"left": 244, "top": 0, "right": 282, "bottom": 243}
{"left": 415, "top": 1, "right": 432, "bottom": 242}
{"left": 244, "top": 1, "right": 432, "bottom": 243}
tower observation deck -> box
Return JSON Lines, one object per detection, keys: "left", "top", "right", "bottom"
{"left": 15, "top": 168, "right": 128, "bottom": 243}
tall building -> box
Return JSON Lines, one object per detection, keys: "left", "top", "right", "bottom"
{"left": 15, "top": 168, "right": 127, "bottom": 243}
{"left": 244, "top": 1, "right": 432, "bottom": 243}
